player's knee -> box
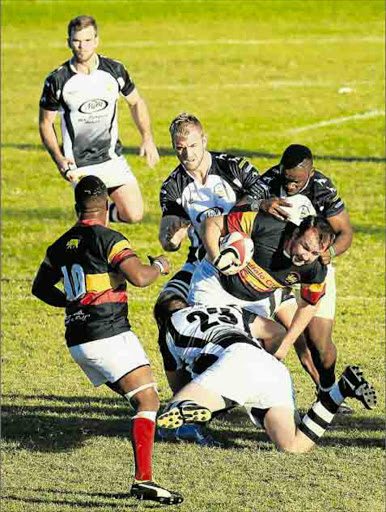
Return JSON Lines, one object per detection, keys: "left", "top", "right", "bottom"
{"left": 134, "top": 388, "right": 160, "bottom": 412}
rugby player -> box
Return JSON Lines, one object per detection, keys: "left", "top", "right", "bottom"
{"left": 155, "top": 298, "right": 377, "bottom": 453}
{"left": 39, "top": 15, "right": 159, "bottom": 224}
{"left": 257, "top": 144, "right": 353, "bottom": 402}
{"left": 190, "top": 211, "right": 336, "bottom": 360}
{"left": 32, "top": 176, "right": 182, "bottom": 505}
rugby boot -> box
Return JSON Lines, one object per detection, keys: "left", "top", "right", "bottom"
{"left": 338, "top": 365, "right": 377, "bottom": 410}
{"left": 158, "top": 423, "right": 222, "bottom": 447}
{"left": 130, "top": 480, "right": 183, "bottom": 505}
{"left": 157, "top": 400, "right": 212, "bottom": 429}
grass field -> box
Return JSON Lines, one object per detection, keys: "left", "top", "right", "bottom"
{"left": 2, "top": 1, "right": 385, "bottom": 511}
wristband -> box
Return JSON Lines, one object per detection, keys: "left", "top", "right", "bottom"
{"left": 153, "top": 260, "right": 165, "bottom": 274}
{"left": 63, "top": 168, "right": 71, "bottom": 178}
{"left": 245, "top": 195, "right": 263, "bottom": 211}
{"left": 329, "top": 246, "right": 336, "bottom": 259}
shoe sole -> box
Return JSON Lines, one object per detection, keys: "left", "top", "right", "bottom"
{"left": 343, "top": 365, "right": 377, "bottom": 410}
{"left": 157, "top": 404, "right": 212, "bottom": 429}
{"left": 131, "top": 491, "right": 183, "bottom": 505}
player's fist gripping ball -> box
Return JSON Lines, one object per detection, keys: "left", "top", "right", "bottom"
{"left": 214, "top": 232, "right": 254, "bottom": 275}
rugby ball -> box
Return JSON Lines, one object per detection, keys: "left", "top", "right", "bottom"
{"left": 219, "top": 232, "right": 254, "bottom": 271}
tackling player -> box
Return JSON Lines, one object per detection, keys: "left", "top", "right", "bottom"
{"left": 156, "top": 298, "right": 377, "bottom": 453}
{"left": 257, "top": 144, "right": 353, "bottom": 404}
{"left": 39, "top": 15, "right": 159, "bottom": 224}
{"left": 32, "top": 176, "right": 182, "bottom": 505}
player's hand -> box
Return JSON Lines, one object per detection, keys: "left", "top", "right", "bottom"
{"left": 213, "top": 250, "right": 241, "bottom": 276}
{"left": 319, "top": 250, "right": 332, "bottom": 265}
{"left": 162, "top": 218, "right": 191, "bottom": 251}
{"left": 260, "top": 198, "right": 292, "bottom": 221}
{"left": 140, "top": 139, "right": 160, "bottom": 168}
{"left": 148, "top": 255, "right": 170, "bottom": 275}
{"left": 56, "top": 157, "right": 76, "bottom": 180}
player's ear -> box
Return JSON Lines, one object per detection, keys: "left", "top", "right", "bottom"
{"left": 95, "top": 35, "right": 99, "bottom": 49}
{"left": 202, "top": 135, "right": 208, "bottom": 149}
{"left": 67, "top": 38, "right": 71, "bottom": 49}
{"left": 75, "top": 204, "right": 80, "bottom": 218}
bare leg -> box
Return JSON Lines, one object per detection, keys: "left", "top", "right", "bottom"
{"left": 109, "top": 181, "right": 143, "bottom": 223}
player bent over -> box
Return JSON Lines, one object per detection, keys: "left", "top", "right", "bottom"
{"left": 156, "top": 298, "right": 377, "bottom": 453}
{"left": 32, "top": 176, "right": 182, "bottom": 505}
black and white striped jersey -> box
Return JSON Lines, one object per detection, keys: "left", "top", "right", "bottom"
{"left": 260, "top": 165, "right": 346, "bottom": 218}
{"left": 160, "top": 152, "right": 268, "bottom": 261}
{"left": 39, "top": 55, "right": 135, "bottom": 168}
{"left": 161, "top": 304, "right": 262, "bottom": 374}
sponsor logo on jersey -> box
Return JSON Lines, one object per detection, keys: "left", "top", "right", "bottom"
{"left": 79, "top": 99, "right": 108, "bottom": 114}
{"left": 196, "top": 207, "right": 224, "bottom": 223}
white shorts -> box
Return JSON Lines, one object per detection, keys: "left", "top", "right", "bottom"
{"left": 193, "top": 343, "right": 295, "bottom": 410}
{"left": 69, "top": 331, "right": 150, "bottom": 387}
{"left": 293, "top": 264, "right": 336, "bottom": 320}
{"left": 70, "top": 155, "right": 137, "bottom": 189}
{"left": 188, "top": 259, "right": 283, "bottom": 318}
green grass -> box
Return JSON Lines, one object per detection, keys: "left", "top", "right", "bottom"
{"left": 2, "top": 1, "right": 385, "bottom": 511}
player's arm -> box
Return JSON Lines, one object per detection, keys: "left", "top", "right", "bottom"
{"left": 118, "top": 254, "right": 170, "bottom": 287}
{"left": 159, "top": 215, "right": 191, "bottom": 252}
{"left": 32, "top": 260, "right": 66, "bottom": 307}
{"left": 39, "top": 107, "right": 75, "bottom": 178}
{"left": 273, "top": 298, "right": 319, "bottom": 360}
{"left": 200, "top": 215, "right": 226, "bottom": 262}
{"left": 319, "top": 210, "right": 353, "bottom": 265}
{"left": 123, "top": 88, "right": 159, "bottom": 168}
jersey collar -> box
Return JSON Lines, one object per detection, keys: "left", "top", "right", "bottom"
{"left": 76, "top": 219, "right": 105, "bottom": 227}
{"left": 69, "top": 54, "right": 100, "bottom": 74}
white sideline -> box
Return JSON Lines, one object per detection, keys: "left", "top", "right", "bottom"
{"left": 289, "top": 110, "right": 385, "bottom": 133}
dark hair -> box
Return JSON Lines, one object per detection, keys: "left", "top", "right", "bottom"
{"left": 169, "top": 113, "right": 204, "bottom": 141}
{"left": 280, "top": 144, "right": 313, "bottom": 170}
{"left": 68, "top": 15, "right": 98, "bottom": 38}
{"left": 153, "top": 293, "right": 188, "bottom": 327}
{"left": 74, "top": 175, "right": 107, "bottom": 210}
{"left": 296, "top": 215, "right": 335, "bottom": 249}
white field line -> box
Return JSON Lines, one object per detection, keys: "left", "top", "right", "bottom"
{"left": 289, "top": 110, "right": 385, "bottom": 133}
{"left": 141, "top": 80, "right": 375, "bottom": 91}
{"left": 3, "top": 37, "right": 384, "bottom": 50}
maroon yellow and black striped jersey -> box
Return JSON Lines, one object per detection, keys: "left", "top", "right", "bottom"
{"left": 220, "top": 210, "right": 327, "bottom": 305}
{"left": 43, "top": 219, "right": 136, "bottom": 346}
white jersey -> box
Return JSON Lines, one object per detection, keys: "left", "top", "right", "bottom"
{"left": 163, "top": 304, "right": 295, "bottom": 412}
{"left": 162, "top": 304, "right": 261, "bottom": 376}
{"left": 40, "top": 55, "right": 135, "bottom": 168}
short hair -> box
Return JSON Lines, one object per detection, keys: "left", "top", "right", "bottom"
{"left": 74, "top": 175, "right": 107, "bottom": 211}
{"left": 296, "top": 215, "right": 335, "bottom": 249}
{"left": 153, "top": 293, "right": 188, "bottom": 327}
{"left": 68, "top": 15, "right": 98, "bottom": 38}
{"left": 280, "top": 144, "right": 313, "bottom": 170}
{"left": 169, "top": 113, "right": 204, "bottom": 141}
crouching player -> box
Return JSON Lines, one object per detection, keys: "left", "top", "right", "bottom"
{"left": 155, "top": 297, "right": 377, "bottom": 453}
{"left": 32, "top": 176, "right": 182, "bottom": 505}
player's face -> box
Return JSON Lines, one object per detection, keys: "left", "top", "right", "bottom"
{"left": 68, "top": 26, "right": 99, "bottom": 64}
{"left": 173, "top": 129, "right": 207, "bottom": 173}
{"left": 283, "top": 159, "right": 314, "bottom": 195}
{"left": 289, "top": 227, "right": 326, "bottom": 266}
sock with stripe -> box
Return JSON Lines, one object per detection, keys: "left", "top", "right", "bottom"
{"left": 109, "top": 203, "right": 122, "bottom": 223}
{"left": 298, "top": 382, "right": 344, "bottom": 443}
{"left": 131, "top": 411, "right": 157, "bottom": 482}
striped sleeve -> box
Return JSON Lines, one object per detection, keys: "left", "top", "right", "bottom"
{"left": 225, "top": 211, "right": 258, "bottom": 238}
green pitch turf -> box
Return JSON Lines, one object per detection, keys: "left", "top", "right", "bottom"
{"left": 2, "top": 1, "right": 385, "bottom": 511}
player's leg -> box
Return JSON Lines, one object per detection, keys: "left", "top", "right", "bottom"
{"left": 248, "top": 315, "right": 287, "bottom": 354}
{"left": 108, "top": 180, "right": 143, "bottom": 224}
{"left": 264, "top": 365, "right": 377, "bottom": 454}
{"left": 305, "top": 316, "right": 337, "bottom": 390}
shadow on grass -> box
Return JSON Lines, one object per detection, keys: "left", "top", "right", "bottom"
{"left": 4, "top": 492, "right": 157, "bottom": 510}
{"left": 2, "top": 142, "right": 385, "bottom": 163}
{"left": 2, "top": 394, "right": 384, "bottom": 453}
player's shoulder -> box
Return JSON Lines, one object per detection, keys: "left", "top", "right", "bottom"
{"left": 98, "top": 54, "right": 127, "bottom": 74}
{"left": 161, "top": 164, "right": 192, "bottom": 192}
{"left": 44, "top": 60, "right": 73, "bottom": 85}
{"left": 311, "top": 169, "right": 336, "bottom": 189}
